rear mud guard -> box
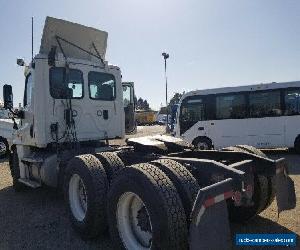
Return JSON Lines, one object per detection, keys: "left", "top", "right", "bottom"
{"left": 275, "top": 158, "right": 296, "bottom": 213}
{"left": 189, "top": 178, "right": 234, "bottom": 250}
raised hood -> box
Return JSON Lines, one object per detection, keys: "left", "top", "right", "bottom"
{"left": 39, "top": 16, "right": 108, "bottom": 61}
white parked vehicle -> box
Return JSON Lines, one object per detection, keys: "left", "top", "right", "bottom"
{"left": 156, "top": 113, "right": 171, "bottom": 125}
{"left": 0, "top": 118, "right": 14, "bottom": 158}
{"left": 175, "top": 81, "right": 300, "bottom": 152}
{"left": 0, "top": 17, "right": 295, "bottom": 250}
{"left": 0, "top": 108, "right": 15, "bottom": 158}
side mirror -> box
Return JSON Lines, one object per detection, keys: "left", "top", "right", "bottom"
{"left": 17, "top": 58, "right": 25, "bottom": 66}
{"left": 3, "top": 84, "right": 13, "bottom": 109}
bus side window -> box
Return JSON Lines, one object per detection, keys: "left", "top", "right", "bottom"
{"left": 284, "top": 89, "right": 300, "bottom": 115}
{"left": 249, "top": 91, "right": 282, "bottom": 118}
{"left": 216, "top": 94, "right": 246, "bottom": 119}
{"left": 205, "top": 95, "right": 216, "bottom": 120}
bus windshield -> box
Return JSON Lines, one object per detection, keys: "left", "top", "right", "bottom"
{"left": 180, "top": 98, "right": 205, "bottom": 134}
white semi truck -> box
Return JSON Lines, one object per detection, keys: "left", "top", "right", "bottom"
{"left": 0, "top": 17, "right": 296, "bottom": 250}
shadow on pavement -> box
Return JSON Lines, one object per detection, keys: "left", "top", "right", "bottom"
{"left": 0, "top": 185, "right": 112, "bottom": 250}
{"left": 0, "top": 158, "right": 8, "bottom": 164}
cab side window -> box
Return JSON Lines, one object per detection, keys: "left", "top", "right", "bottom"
{"left": 24, "top": 74, "right": 33, "bottom": 107}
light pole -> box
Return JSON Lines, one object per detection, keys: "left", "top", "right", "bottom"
{"left": 162, "top": 52, "right": 169, "bottom": 133}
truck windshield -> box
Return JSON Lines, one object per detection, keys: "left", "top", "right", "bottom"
{"left": 88, "top": 72, "right": 116, "bottom": 101}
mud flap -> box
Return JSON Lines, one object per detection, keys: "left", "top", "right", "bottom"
{"left": 275, "top": 159, "right": 296, "bottom": 213}
{"left": 276, "top": 175, "right": 296, "bottom": 213}
{"left": 189, "top": 178, "right": 233, "bottom": 250}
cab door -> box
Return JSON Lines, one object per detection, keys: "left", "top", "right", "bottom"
{"left": 122, "top": 82, "right": 136, "bottom": 134}
{"left": 15, "top": 71, "right": 36, "bottom": 145}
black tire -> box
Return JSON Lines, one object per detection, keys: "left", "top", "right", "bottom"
{"left": 295, "top": 136, "right": 300, "bottom": 154}
{"left": 150, "top": 159, "right": 200, "bottom": 221}
{"left": 222, "top": 146, "right": 271, "bottom": 222}
{"left": 107, "top": 163, "right": 188, "bottom": 250}
{"left": 0, "top": 137, "right": 9, "bottom": 159}
{"left": 227, "top": 174, "right": 269, "bottom": 222}
{"left": 64, "top": 154, "right": 108, "bottom": 239}
{"left": 192, "top": 137, "right": 213, "bottom": 150}
{"left": 234, "top": 145, "right": 267, "bottom": 158}
{"left": 233, "top": 145, "right": 276, "bottom": 208}
{"left": 222, "top": 146, "right": 240, "bottom": 152}
{"left": 9, "top": 147, "right": 25, "bottom": 192}
{"left": 95, "top": 152, "right": 125, "bottom": 184}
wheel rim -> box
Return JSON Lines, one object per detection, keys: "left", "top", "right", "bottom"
{"left": 69, "top": 174, "right": 88, "bottom": 222}
{"left": 117, "top": 192, "right": 152, "bottom": 249}
{"left": 197, "top": 141, "right": 209, "bottom": 150}
{"left": 0, "top": 141, "right": 7, "bottom": 156}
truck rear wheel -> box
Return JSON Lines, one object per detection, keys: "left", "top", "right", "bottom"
{"left": 107, "top": 163, "right": 188, "bottom": 250}
{"left": 227, "top": 174, "right": 268, "bottom": 222}
{"left": 95, "top": 151, "right": 125, "bottom": 184}
{"left": 150, "top": 159, "right": 200, "bottom": 221}
{"left": 233, "top": 145, "right": 276, "bottom": 208}
{"left": 234, "top": 145, "right": 267, "bottom": 158}
{"left": 222, "top": 146, "right": 271, "bottom": 222}
{"left": 65, "top": 154, "right": 108, "bottom": 239}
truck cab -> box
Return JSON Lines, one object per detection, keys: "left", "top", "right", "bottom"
{"left": 2, "top": 17, "right": 135, "bottom": 189}
{"left": 4, "top": 17, "right": 136, "bottom": 149}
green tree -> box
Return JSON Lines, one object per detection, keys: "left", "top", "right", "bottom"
{"left": 167, "top": 92, "right": 185, "bottom": 111}
{"left": 136, "top": 97, "right": 151, "bottom": 110}
{"left": 169, "top": 92, "right": 182, "bottom": 106}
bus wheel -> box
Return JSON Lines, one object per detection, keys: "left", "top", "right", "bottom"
{"left": 294, "top": 136, "right": 300, "bottom": 154}
{"left": 192, "top": 137, "right": 212, "bottom": 150}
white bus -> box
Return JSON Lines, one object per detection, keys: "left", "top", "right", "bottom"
{"left": 174, "top": 81, "right": 300, "bottom": 152}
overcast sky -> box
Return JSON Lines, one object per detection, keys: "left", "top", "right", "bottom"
{"left": 0, "top": 0, "right": 300, "bottom": 110}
